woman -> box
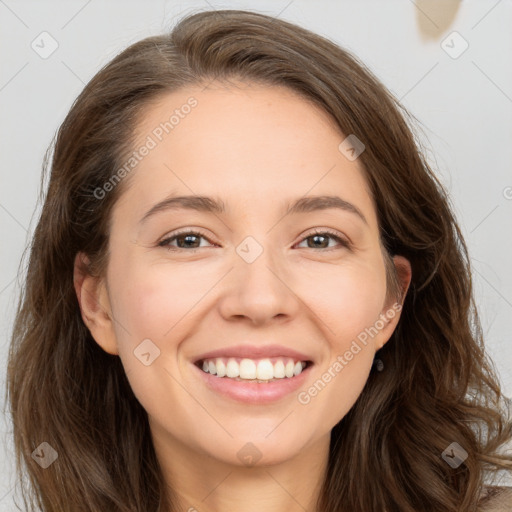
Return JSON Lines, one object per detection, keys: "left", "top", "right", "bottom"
{"left": 6, "top": 9, "right": 511, "bottom": 512}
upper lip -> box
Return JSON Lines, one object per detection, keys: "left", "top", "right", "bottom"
{"left": 193, "top": 344, "right": 314, "bottom": 363}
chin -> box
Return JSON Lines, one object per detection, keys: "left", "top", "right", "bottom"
{"left": 203, "top": 430, "right": 315, "bottom": 468}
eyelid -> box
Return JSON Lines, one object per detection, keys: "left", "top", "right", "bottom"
{"left": 158, "top": 226, "right": 352, "bottom": 251}
{"left": 296, "top": 227, "right": 352, "bottom": 249}
{"left": 158, "top": 227, "right": 216, "bottom": 247}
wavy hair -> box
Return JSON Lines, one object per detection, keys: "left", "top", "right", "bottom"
{"left": 6, "top": 9, "right": 511, "bottom": 512}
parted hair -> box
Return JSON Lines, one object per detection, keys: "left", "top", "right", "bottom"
{"left": 6, "top": 9, "right": 512, "bottom": 512}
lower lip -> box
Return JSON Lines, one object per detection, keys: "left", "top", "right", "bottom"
{"left": 193, "top": 363, "right": 312, "bottom": 404}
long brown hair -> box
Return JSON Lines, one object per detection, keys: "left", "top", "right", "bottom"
{"left": 6, "top": 9, "right": 511, "bottom": 511}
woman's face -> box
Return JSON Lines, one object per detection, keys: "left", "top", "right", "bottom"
{"left": 79, "top": 81, "right": 409, "bottom": 468}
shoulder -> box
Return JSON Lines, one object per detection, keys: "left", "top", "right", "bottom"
{"left": 478, "top": 486, "right": 512, "bottom": 511}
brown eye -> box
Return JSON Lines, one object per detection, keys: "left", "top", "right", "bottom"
{"left": 296, "top": 230, "right": 350, "bottom": 251}
{"left": 158, "top": 230, "right": 214, "bottom": 251}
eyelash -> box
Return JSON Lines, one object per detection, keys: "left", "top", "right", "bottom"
{"left": 158, "top": 228, "right": 351, "bottom": 252}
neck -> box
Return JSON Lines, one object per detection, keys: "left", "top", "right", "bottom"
{"left": 151, "top": 421, "right": 330, "bottom": 512}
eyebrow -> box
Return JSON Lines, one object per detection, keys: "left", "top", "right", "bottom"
{"left": 139, "top": 194, "right": 368, "bottom": 225}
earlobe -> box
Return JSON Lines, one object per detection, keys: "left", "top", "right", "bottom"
{"left": 73, "top": 252, "right": 119, "bottom": 356}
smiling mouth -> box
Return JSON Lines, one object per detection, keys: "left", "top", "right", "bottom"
{"left": 195, "top": 357, "right": 313, "bottom": 383}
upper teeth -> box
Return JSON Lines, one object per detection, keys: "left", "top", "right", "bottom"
{"left": 201, "top": 357, "right": 307, "bottom": 380}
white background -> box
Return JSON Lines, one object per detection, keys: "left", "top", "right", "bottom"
{"left": 1, "top": 0, "right": 511, "bottom": 507}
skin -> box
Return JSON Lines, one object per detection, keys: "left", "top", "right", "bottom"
{"left": 74, "top": 80, "right": 412, "bottom": 512}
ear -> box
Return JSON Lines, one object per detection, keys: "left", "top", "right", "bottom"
{"left": 73, "top": 252, "right": 118, "bottom": 355}
{"left": 375, "top": 255, "right": 412, "bottom": 351}
{"left": 391, "top": 254, "right": 412, "bottom": 305}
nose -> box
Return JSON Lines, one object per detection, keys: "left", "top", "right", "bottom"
{"left": 217, "top": 242, "right": 300, "bottom": 326}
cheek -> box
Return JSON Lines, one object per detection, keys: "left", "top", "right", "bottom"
{"left": 106, "top": 262, "right": 207, "bottom": 432}
{"left": 104, "top": 258, "right": 207, "bottom": 401}
{"left": 294, "top": 258, "right": 386, "bottom": 427}
{"left": 295, "top": 256, "right": 387, "bottom": 343}
{"left": 108, "top": 259, "right": 208, "bottom": 345}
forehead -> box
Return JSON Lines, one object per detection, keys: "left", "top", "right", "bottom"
{"left": 114, "top": 81, "right": 378, "bottom": 230}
